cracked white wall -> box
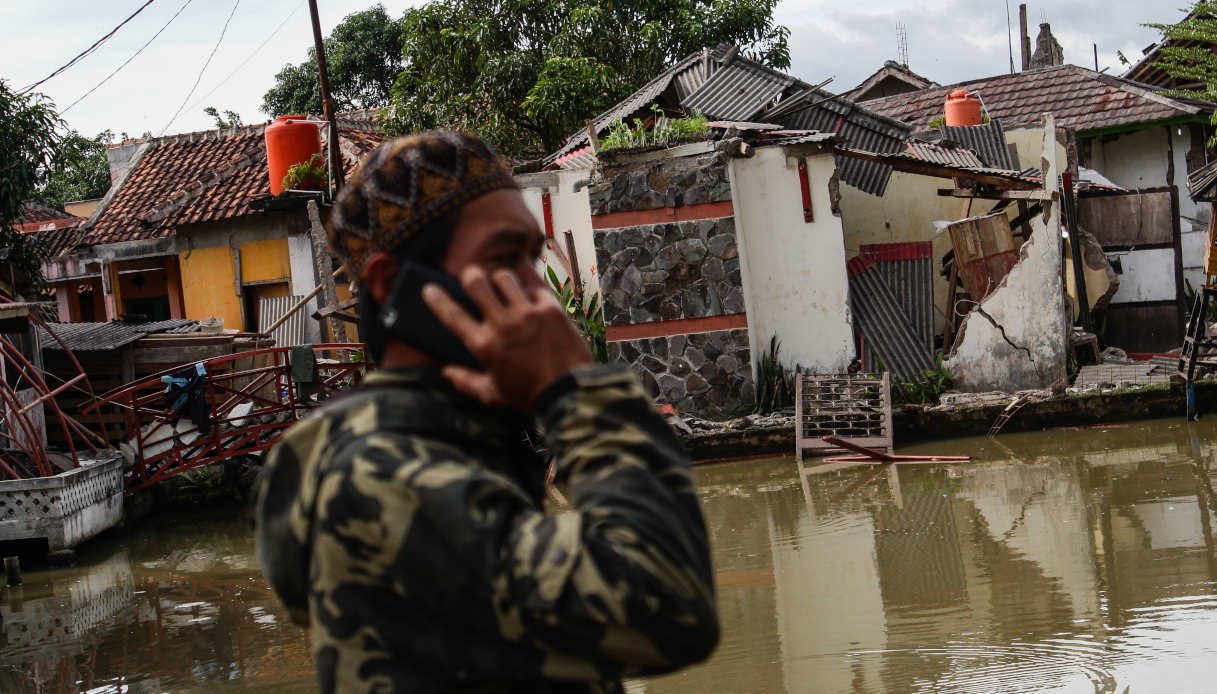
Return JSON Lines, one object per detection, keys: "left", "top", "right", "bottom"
{"left": 943, "top": 115, "right": 1069, "bottom": 392}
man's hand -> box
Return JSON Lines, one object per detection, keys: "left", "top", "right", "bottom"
{"left": 422, "top": 267, "right": 594, "bottom": 410}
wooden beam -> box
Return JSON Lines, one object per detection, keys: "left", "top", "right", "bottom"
{"left": 837, "top": 147, "right": 1039, "bottom": 189}
{"left": 307, "top": 199, "right": 349, "bottom": 342}
{"left": 312, "top": 306, "right": 360, "bottom": 324}
{"left": 937, "top": 188, "right": 1060, "bottom": 201}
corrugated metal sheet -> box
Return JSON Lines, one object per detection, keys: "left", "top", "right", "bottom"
{"left": 549, "top": 51, "right": 713, "bottom": 163}
{"left": 902, "top": 141, "right": 985, "bottom": 168}
{"left": 683, "top": 59, "right": 793, "bottom": 121}
{"left": 37, "top": 319, "right": 197, "bottom": 351}
{"left": 673, "top": 50, "right": 718, "bottom": 101}
{"left": 859, "top": 243, "right": 934, "bottom": 356}
{"left": 784, "top": 105, "right": 908, "bottom": 196}
{"left": 847, "top": 256, "right": 934, "bottom": 383}
{"left": 1189, "top": 159, "right": 1217, "bottom": 201}
{"left": 937, "top": 122, "right": 1014, "bottom": 170}
{"left": 259, "top": 295, "right": 309, "bottom": 348}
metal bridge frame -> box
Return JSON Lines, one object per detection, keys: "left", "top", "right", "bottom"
{"left": 0, "top": 306, "right": 108, "bottom": 479}
{"left": 84, "top": 344, "right": 365, "bottom": 493}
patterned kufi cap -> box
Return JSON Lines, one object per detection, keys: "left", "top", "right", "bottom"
{"left": 327, "top": 132, "right": 518, "bottom": 274}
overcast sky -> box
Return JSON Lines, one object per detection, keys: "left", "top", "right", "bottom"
{"left": 0, "top": 0, "right": 1192, "bottom": 140}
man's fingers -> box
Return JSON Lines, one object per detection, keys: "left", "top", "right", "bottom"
{"left": 422, "top": 283, "right": 481, "bottom": 341}
{"left": 441, "top": 365, "right": 503, "bottom": 405}
{"left": 461, "top": 266, "right": 506, "bottom": 319}
{"left": 491, "top": 269, "right": 529, "bottom": 308}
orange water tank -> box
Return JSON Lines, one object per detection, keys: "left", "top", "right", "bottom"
{"left": 944, "top": 89, "right": 983, "bottom": 127}
{"left": 265, "top": 115, "right": 323, "bottom": 195}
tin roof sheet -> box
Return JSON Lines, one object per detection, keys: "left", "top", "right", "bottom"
{"left": 37, "top": 319, "right": 197, "bottom": 351}
{"left": 913, "top": 122, "right": 1016, "bottom": 170}
{"left": 847, "top": 255, "right": 935, "bottom": 382}
{"left": 548, "top": 46, "right": 912, "bottom": 195}
{"left": 683, "top": 59, "right": 793, "bottom": 121}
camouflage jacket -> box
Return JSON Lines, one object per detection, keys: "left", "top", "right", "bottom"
{"left": 255, "top": 365, "right": 719, "bottom": 693}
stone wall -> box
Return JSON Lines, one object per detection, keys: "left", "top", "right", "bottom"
{"left": 607, "top": 329, "right": 755, "bottom": 418}
{"left": 596, "top": 218, "right": 744, "bottom": 326}
{"left": 588, "top": 151, "right": 732, "bottom": 215}
{"left": 590, "top": 148, "right": 755, "bottom": 418}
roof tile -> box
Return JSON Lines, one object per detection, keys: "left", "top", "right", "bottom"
{"left": 862, "top": 64, "right": 1208, "bottom": 133}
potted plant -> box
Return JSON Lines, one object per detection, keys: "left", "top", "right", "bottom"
{"left": 281, "top": 153, "right": 327, "bottom": 192}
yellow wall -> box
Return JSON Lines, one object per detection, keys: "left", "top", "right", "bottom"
{"left": 179, "top": 245, "right": 242, "bottom": 330}
{"left": 1006, "top": 125, "right": 1068, "bottom": 171}
{"left": 240, "top": 238, "right": 291, "bottom": 284}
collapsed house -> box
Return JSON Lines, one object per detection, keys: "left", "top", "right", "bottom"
{"left": 862, "top": 49, "right": 1214, "bottom": 353}
{"left": 518, "top": 32, "right": 1217, "bottom": 416}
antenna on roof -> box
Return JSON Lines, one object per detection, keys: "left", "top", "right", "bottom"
{"left": 1040, "top": 8, "right": 1047, "bottom": 23}
{"left": 1005, "top": 0, "right": 1016, "bottom": 74}
{"left": 896, "top": 21, "right": 909, "bottom": 68}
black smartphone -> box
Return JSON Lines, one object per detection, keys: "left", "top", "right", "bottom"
{"left": 380, "top": 261, "right": 484, "bottom": 369}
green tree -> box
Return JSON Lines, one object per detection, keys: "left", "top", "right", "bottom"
{"left": 1147, "top": 2, "right": 1217, "bottom": 141}
{"left": 261, "top": 4, "right": 406, "bottom": 117}
{"left": 0, "top": 78, "right": 61, "bottom": 292}
{"left": 36, "top": 128, "right": 114, "bottom": 208}
{"left": 204, "top": 106, "right": 243, "bottom": 128}
{"left": 384, "top": 0, "right": 790, "bottom": 157}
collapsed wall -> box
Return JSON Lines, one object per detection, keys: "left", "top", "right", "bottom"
{"left": 943, "top": 115, "right": 1068, "bottom": 392}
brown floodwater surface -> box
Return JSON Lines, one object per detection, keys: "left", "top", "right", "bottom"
{"left": 6, "top": 418, "right": 1217, "bottom": 692}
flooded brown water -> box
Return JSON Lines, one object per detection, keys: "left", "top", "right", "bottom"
{"left": 6, "top": 418, "right": 1217, "bottom": 692}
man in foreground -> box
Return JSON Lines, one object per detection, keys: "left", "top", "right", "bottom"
{"left": 255, "top": 132, "right": 719, "bottom": 693}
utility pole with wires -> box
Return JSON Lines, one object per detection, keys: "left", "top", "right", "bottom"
{"left": 308, "top": 0, "right": 345, "bottom": 194}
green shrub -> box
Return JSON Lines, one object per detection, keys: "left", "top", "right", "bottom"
{"left": 546, "top": 266, "right": 607, "bottom": 363}
{"left": 755, "top": 335, "right": 801, "bottom": 413}
{"left": 599, "top": 105, "right": 709, "bottom": 153}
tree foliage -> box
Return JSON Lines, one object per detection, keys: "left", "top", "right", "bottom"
{"left": 261, "top": 4, "right": 406, "bottom": 117}
{"left": 1147, "top": 2, "right": 1217, "bottom": 142}
{"left": 1147, "top": 2, "right": 1217, "bottom": 96}
{"left": 36, "top": 128, "right": 114, "bottom": 208}
{"left": 384, "top": 0, "right": 789, "bottom": 157}
{"left": 204, "top": 106, "right": 243, "bottom": 128}
{"left": 0, "top": 78, "right": 62, "bottom": 292}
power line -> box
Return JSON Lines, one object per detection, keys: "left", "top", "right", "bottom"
{"left": 160, "top": 0, "right": 241, "bottom": 135}
{"left": 187, "top": 0, "right": 306, "bottom": 116}
{"left": 21, "top": 0, "right": 158, "bottom": 94}
{"left": 63, "top": 0, "right": 195, "bottom": 115}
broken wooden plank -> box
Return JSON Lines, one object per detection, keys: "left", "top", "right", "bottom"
{"left": 938, "top": 188, "right": 1060, "bottom": 201}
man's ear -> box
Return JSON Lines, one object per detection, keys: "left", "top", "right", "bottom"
{"left": 360, "top": 252, "right": 399, "bottom": 304}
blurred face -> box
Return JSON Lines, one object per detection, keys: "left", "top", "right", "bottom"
{"left": 440, "top": 188, "right": 547, "bottom": 294}
{"left": 360, "top": 187, "right": 547, "bottom": 305}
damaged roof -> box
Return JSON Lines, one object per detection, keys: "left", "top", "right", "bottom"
{"left": 37, "top": 319, "right": 198, "bottom": 352}
{"left": 547, "top": 47, "right": 912, "bottom": 195}
{"left": 78, "top": 116, "right": 385, "bottom": 248}
{"left": 912, "top": 121, "right": 1016, "bottom": 170}
{"left": 862, "top": 64, "right": 1213, "bottom": 134}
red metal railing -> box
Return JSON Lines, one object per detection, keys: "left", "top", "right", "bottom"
{"left": 83, "top": 344, "right": 365, "bottom": 493}
{"left": 0, "top": 306, "right": 107, "bottom": 479}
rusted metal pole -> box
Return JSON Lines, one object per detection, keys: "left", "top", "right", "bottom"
{"left": 308, "top": 0, "right": 345, "bottom": 193}
{"left": 1017, "top": 3, "right": 1027, "bottom": 70}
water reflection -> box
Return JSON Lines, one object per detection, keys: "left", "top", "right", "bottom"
{"left": 7, "top": 420, "right": 1217, "bottom": 692}
{"left": 0, "top": 512, "right": 313, "bottom": 693}
{"left": 646, "top": 420, "right": 1217, "bottom": 694}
